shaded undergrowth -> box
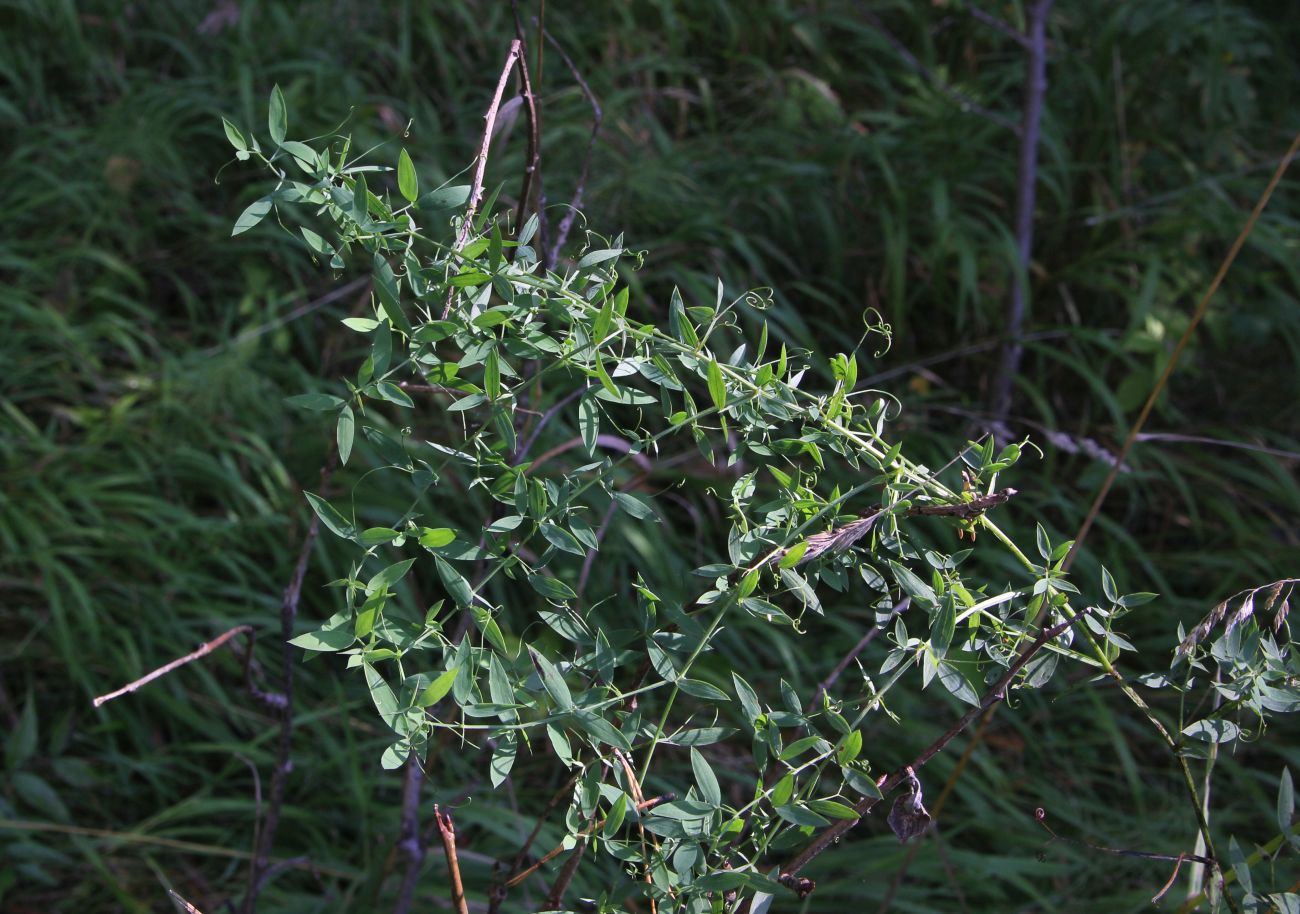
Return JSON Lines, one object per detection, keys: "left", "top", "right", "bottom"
{"left": 1, "top": 1, "right": 1297, "bottom": 911}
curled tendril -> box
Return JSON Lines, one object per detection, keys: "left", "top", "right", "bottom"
{"left": 743, "top": 287, "right": 775, "bottom": 311}
{"left": 860, "top": 306, "right": 893, "bottom": 357}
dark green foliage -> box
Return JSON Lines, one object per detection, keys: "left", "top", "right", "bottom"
{"left": 2, "top": 1, "right": 1298, "bottom": 911}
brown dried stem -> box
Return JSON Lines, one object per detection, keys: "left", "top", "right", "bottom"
{"left": 442, "top": 39, "right": 523, "bottom": 319}
{"left": 239, "top": 456, "right": 335, "bottom": 914}
{"left": 92, "top": 624, "right": 255, "bottom": 708}
{"left": 435, "top": 806, "right": 470, "bottom": 914}
{"left": 991, "top": 0, "right": 1054, "bottom": 422}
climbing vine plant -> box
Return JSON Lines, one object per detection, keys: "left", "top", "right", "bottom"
{"left": 223, "top": 85, "right": 1299, "bottom": 913}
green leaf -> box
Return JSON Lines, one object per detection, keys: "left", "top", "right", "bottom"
{"left": 288, "top": 626, "right": 354, "bottom": 652}
{"left": 221, "top": 117, "right": 247, "bottom": 152}
{"left": 336, "top": 405, "right": 355, "bottom": 465}
{"left": 304, "top": 492, "right": 355, "bottom": 540}
{"left": 806, "top": 799, "right": 860, "bottom": 820}
{"left": 691, "top": 748, "right": 722, "bottom": 807}
{"left": 837, "top": 730, "right": 863, "bottom": 765}
{"left": 546, "top": 723, "right": 574, "bottom": 766}
{"left": 1101, "top": 567, "right": 1119, "bottom": 603}
{"left": 280, "top": 140, "right": 318, "bottom": 170}
{"left": 417, "top": 184, "right": 472, "bottom": 212}
{"left": 352, "top": 172, "right": 370, "bottom": 225}
{"left": 770, "top": 773, "right": 795, "bottom": 808}
{"left": 780, "top": 735, "right": 824, "bottom": 761}
{"left": 397, "top": 148, "right": 418, "bottom": 203}
{"left": 604, "top": 794, "right": 628, "bottom": 837}
{"left": 592, "top": 295, "right": 614, "bottom": 345}
{"left": 579, "top": 392, "right": 600, "bottom": 456}
{"left": 936, "top": 662, "right": 979, "bottom": 706}
{"left": 302, "top": 226, "right": 333, "bottom": 257}
{"left": 707, "top": 358, "right": 726, "bottom": 411}
{"left": 664, "top": 727, "right": 733, "bottom": 747}
{"left": 612, "top": 491, "right": 656, "bottom": 520}
{"left": 471, "top": 605, "right": 509, "bottom": 655}
{"left": 490, "top": 735, "right": 517, "bottom": 787}
{"left": 540, "top": 522, "right": 586, "bottom": 556}
{"left": 6, "top": 695, "right": 37, "bottom": 769}
{"left": 372, "top": 254, "right": 412, "bottom": 336}
{"left": 576, "top": 248, "right": 621, "bottom": 270}
{"left": 1230, "top": 836, "right": 1252, "bottom": 894}
{"left": 843, "top": 767, "right": 882, "bottom": 800}
{"left": 572, "top": 709, "right": 632, "bottom": 751}
{"left": 776, "top": 803, "right": 831, "bottom": 828}
{"left": 888, "top": 560, "right": 937, "bottom": 607}
{"left": 375, "top": 381, "right": 414, "bottom": 408}
{"left": 529, "top": 574, "right": 577, "bottom": 603}
{"left": 232, "top": 197, "right": 272, "bottom": 235}
{"left": 367, "top": 558, "right": 416, "bottom": 595}
{"left": 778, "top": 542, "right": 807, "bottom": 569}
{"left": 380, "top": 742, "right": 409, "bottom": 770}
{"left": 285, "top": 393, "right": 345, "bottom": 411}
{"left": 435, "top": 555, "right": 473, "bottom": 607}
{"left": 359, "top": 527, "right": 399, "bottom": 546}
{"left": 1279, "top": 768, "right": 1294, "bottom": 836}
{"left": 267, "top": 84, "right": 287, "bottom": 146}
{"left": 733, "top": 673, "right": 762, "bottom": 724}
{"left": 418, "top": 527, "right": 455, "bottom": 548}
{"left": 484, "top": 348, "right": 501, "bottom": 400}
{"left": 419, "top": 667, "right": 459, "bottom": 706}
{"left": 529, "top": 648, "right": 573, "bottom": 710}
{"left": 1183, "top": 719, "right": 1241, "bottom": 743}
{"left": 678, "top": 678, "right": 730, "bottom": 702}
{"left": 363, "top": 664, "right": 402, "bottom": 733}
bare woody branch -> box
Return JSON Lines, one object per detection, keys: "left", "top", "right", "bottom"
{"left": 240, "top": 455, "right": 336, "bottom": 914}
{"left": 92, "top": 624, "right": 254, "bottom": 708}
{"left": 991, "top": 0, "right": 1054, "bottom": 422}
{"left": 443, "top": 40, "right": 523, "bottom": 319}
{"left": 435, "top": 806, "right": 470, "bottom": 914}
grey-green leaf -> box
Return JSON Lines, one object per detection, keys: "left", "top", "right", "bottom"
{"left": 397, "top": 148, "right": 419, "bottom": 203}
{"left": 304, "top": 491, "right": 355, "bottom": 540}
{"left": 529, "top": 648, "right": 573, "bottom": 710}
{"left": 268, "top": 84, "right": 287, "bottom": 146}
{"left": 691, "top": 748, "right": 722, "bottom": 807}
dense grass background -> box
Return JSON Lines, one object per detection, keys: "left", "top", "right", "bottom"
{"left": 2, "top": 1, "right": 1298, "bottom": 911}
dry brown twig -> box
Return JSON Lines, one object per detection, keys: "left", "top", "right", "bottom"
{"left": 442, "top": 40, "right": 524, "bottom": 320}
{"left": 435, "top": 806, "right": 470, "bottom": 914}
{"left": 92, "top": 625, "right": 255, "bottom": 708}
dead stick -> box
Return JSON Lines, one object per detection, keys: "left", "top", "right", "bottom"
{"left": 991, "top": 0, "right": 1053, "bottom": 421}
{"left": 392, "top": 756, "right": 426, "bottom": 914}
{"left": 435, "top": 806, "right": 470, "bottom": 914}
{"left": 542, "top": 836, "right": 588, "bottom": 911}
{"left": 92, "top": 625, "right": 254, "bottom": 707}
{"left": 240, "top": 455, "right": 335, "bottom": 914}
{"left": 442, "top": 40, "right": 522, "bottom": 319}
